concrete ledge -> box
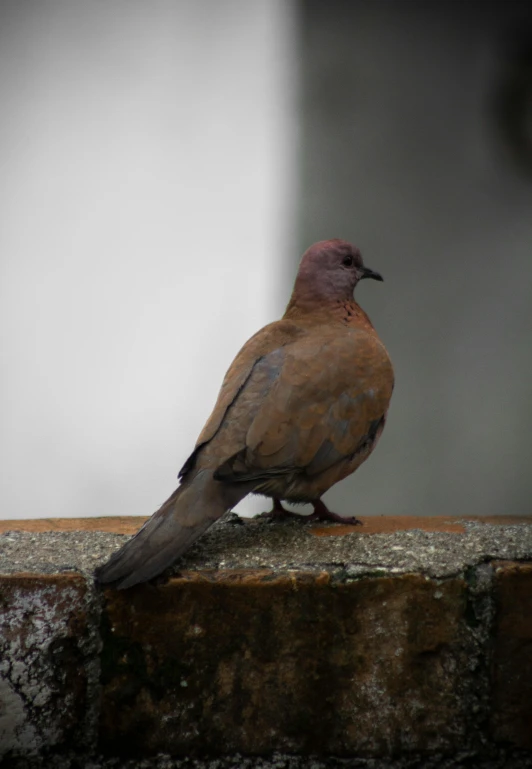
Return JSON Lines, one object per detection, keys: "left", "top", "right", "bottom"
{"left": 1, "top": 514, "right": 532, "bottom": 768}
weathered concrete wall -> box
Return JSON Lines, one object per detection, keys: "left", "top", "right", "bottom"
{"left": 101, "top": 571, "right": 471, "bottom": 757}
{"left": 1, "top": 515, "right": 532, "bottom": 768}
{"left": 491, "top": 562, "right": 532, "bottom": 748}
{"left": 0, "top": 574, "right": 99, "bottom": 759}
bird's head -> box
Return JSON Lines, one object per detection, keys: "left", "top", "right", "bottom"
{"left": 293, "top": 239, "right": 383, "bottom": 305}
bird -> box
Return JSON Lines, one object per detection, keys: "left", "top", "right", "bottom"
{"left": 95, "top": 239, "right": 394, "bottom": 589}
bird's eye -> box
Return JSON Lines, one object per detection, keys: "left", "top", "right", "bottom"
{"left": 342, "top": 255, "right": 354, "bottom": 267}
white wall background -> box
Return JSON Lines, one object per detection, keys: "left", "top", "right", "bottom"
{"left": 0, "top": 1, "right": 298, "bottom": 518}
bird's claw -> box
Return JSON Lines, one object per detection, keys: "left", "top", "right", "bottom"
{"left": 258, "top": 499, "right": 362, "bottom": 526}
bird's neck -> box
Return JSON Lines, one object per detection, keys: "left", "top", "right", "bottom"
{"left": 283, "top": 296, "right": 376, "bottom": 332}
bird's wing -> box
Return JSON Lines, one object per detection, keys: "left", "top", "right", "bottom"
{"left": 178, "top": 319, "right": 306, "bottom": 478}
{"left": 214, "top": 329, "right": 393, "bottom": 482}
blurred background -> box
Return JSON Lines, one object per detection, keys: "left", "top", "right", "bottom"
{"left": 1, "top": 0, "right": 531, "bottom": 520}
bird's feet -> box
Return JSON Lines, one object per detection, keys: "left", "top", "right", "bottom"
{"left": 258, "top": 498, "right": 302, "bottom": 521}
{"left": 306, "top": 499, "right": 362, "bottom": 525}
{"left": 259, "top": 498, "right": 362, "bottom": 525}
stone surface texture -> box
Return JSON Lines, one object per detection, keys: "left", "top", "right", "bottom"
{"left": 100, "top": 572, "right": 470, "bottom": 757}
{"left": 491, "top": 561, "right": 532, "bottom": 749}
{"left": 0, "top": 573, "right": 98, "bottom": 762}
{"left": 0, "top": 514, "right": 531, "bottom": 768}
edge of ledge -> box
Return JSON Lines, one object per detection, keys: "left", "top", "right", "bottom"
{"left": 1, "top": 513, "right": 531, "bottom": 537}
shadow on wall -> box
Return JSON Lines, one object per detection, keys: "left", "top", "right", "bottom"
{"left": 300, "top": 0, "right": 532, "bottom": 517}
{"left": 493, "top": 23, "right": 532, "bottom": 175}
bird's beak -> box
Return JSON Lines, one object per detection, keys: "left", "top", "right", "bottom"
{"left": 360, "top": 266, "right": 384, "bottom": 282}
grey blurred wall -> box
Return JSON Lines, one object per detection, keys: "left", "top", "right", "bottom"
{"left": 0, "top": 1, "right": 298, "bottom": 519}
{"left": 300, "top": 0, "right": 532, "bottom": 516}
{"left": 2, "top": 0, "right": 530, "bottom": 523}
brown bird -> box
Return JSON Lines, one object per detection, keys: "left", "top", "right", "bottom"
{"left": 95, "top": 239, "right": 394, "bottom": 589}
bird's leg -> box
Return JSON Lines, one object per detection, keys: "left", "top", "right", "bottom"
{"left": 259, "top": 498, "right": 362, "bottom": 525}
{"left": 259, "top": 498, "right": 319, "bottom": 521}
{"left": 307, "top": 499, "right": 362, "bottom": 525}
{"left": 259, "top": 498, "right": 300, "bottom": 520}
{"left": 270, "top": 498, "right": 290, "bottom": 516}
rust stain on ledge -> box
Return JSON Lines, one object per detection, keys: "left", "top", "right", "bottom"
{"left": 0, "top": 516, "right": 150, "bottom": 535}
{"left": 312, "top": 516, "right": 467, "bottom": 536}
{"left": 312, "top": 515, "right": 532, "bottom": 537}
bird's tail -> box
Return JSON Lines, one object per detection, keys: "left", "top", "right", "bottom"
{"left": 94, "top": 470, "right": 245, "bottom": 589}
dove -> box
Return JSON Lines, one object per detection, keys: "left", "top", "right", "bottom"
{"left": 95, "top": 239, "right": 394, "bottom": 589}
